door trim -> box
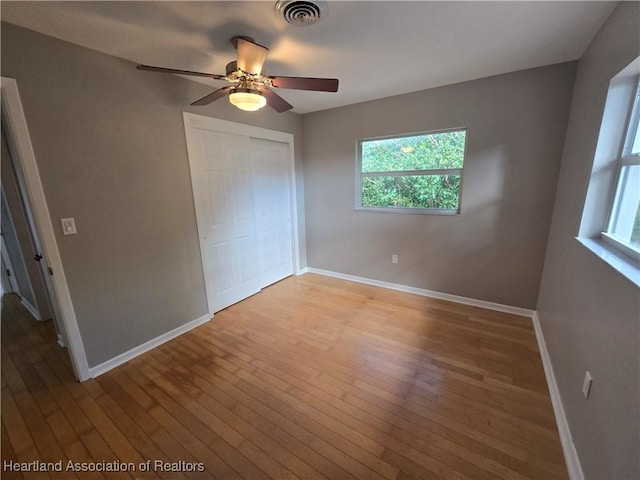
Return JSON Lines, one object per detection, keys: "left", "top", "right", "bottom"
{"left": 1, "top": 77, "right": 90, "bottom": 381}
{"left": 183, "top": 113, "right": 300, "bottom": 317}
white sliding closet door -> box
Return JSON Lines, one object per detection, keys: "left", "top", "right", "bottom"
{"left": 192, "top": 130, "right": 261, "bottom": 313}
{"left": 250, "top": 138, "right": 294, "bottom": 288}
{"left": 184, "top": 114, "right": 297, "bottom": 316}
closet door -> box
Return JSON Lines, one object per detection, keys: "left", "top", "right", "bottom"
{"left": 251, "top": 138, "right": 294, "bottom": 288}
{"left": 192, "top": 130, "right": 260, "bottom": 313}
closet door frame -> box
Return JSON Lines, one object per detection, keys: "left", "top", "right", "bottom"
{"left": 183, "top": 112, "right": 300, "bottom": 317}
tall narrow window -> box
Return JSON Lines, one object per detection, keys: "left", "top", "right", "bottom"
{"left": 603, "top": 82, "right": 640, "bottom": 259}
{"left": 356, "top": 129, "right": 467, "bottom": 214}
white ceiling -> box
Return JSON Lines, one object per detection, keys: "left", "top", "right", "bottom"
{"left": 1, "top": 1, "right": 616, "bottom": 114}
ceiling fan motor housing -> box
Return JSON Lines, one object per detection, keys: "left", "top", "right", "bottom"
{"left": 275, "top": 0, "right": 328, "bottom": 26}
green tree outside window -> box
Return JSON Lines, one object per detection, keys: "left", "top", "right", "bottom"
{"left": 358, "top": 130, "right": 467, "bottom": 212}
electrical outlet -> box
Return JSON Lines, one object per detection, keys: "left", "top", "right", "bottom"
{"left": 391, "top": 254, "right": 398, "bottom": 264}
{"left": 582, "top": 371, "right": 592, "bottom": 399}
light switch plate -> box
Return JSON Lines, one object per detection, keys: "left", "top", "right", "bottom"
{"left": 60, "top": 217, "right": 77, "bottom": 235}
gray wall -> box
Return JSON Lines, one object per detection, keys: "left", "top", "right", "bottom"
{"left": 1, "top": 22, "right": 305, "bottom": 367}
{"left": 303, "top": 63, "right": 576, "bottom": 309}
{"left": 537, "top": 3, "right": 640, "bottom": 480}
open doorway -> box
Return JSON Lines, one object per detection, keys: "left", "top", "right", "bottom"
{"left": 1, "top": 76, "right": 90, "bottom": 381}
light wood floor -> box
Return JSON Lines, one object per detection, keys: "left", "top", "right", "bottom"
{"left": 1, "top": 273, "right": 567, "bottom": 479}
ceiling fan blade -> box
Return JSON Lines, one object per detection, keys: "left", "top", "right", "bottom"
{"left": 137, "top": 64, "right": 227, "bottom": 80}
{"left": 259, "top": 88, "right": 293, "bottom": 113}
{"left": 236, "top": 38, "right": 269, "bottom": 75}
{"left": 191, "top": 86, "right": 233, "bottom": 106}
{"left": 269, "top": 76, "right": 339, "bottom": 92}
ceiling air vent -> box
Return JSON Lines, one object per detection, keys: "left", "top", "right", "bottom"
{"left": 275, "top": 0, "right": 328, "bottom": 26}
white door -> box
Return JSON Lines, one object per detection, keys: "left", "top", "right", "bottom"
{"left": 0, "top": 195, "right": 37, "bottom": 312}
{"left": 192, "top": 130, "right": 261, "bottom": 313}
{"left": 1, "top": 237, "right": 20, "bottom": 294}
{"left": 251, "top": 138, "right": 294, "bottom": 287}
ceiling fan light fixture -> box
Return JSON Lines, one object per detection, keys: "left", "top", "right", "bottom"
{"left": 229, "top": 87, "right": 267, "bottom": 111}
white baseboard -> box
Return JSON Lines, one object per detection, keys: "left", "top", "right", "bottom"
{"left": 305, "top": 268, "right": 535, "bottom": 317}
{"left": 296, "top": 267, "right": 309, "bottom": 275}
{"left": 57, "top": 333, "right": 65, "bottom": 348}
{"left": 532, "top": 313, "right": 584, "bottom": 480}
{"left": 89, "top": 312, "right": 212, "bottom": 378}
{"left": 21, "top": 298, "right": 40, "bottom": 320}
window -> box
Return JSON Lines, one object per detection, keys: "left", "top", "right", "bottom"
{"left": 578, "top": 60, "right": 639, "bottom": 285}
{"left": 603, "top": 81, "right": 640, "bottom": 260}
{"left": 356, "top": 129, "right": 467, "bottom": 214}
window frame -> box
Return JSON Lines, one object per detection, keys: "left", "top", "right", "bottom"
{"left": 602, "top": 79, "right": 640, "bottom": 261}
{"left": 355, "top": 127, "right": 468, "bottom": 215}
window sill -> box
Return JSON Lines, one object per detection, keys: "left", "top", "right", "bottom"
{"left": 576, "top": 237, "right": 640, "bottom": 287}
{"left": 355, "top": 206, "right": 460, "bottom": 215}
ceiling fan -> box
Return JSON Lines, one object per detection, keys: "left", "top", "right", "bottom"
{"left": 137, "top": 36, "right": 339, "bottom": 113}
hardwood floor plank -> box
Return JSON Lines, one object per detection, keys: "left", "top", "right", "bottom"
{"left": 216, "top": 308, "right": 560, "bottom": 468}
{"left": 87, "top": 388, "right": 177, "bottom": 480}
{"left": 76, "top": 428, "right": 131, "bottom": 480}
{"left": 1, "top": 419, "right": 24, "bottom": 480}
{"left": 137, "top": 354, "right": 273, "bottom": 480}
{"left": 208, "top": 324, "right": 531, "bottom": 480}
{"left": 147, "top": 349, "right": 308, "bottom": 480}
{"left": 1, "top": 275, "right": 568, "bottom": 479}
{"left": 121, "top": 363, "right": 244, "bottom": 479}
{"left": 62, "top": 440, "right": 108, "bottom": 480}
{"left": 30, "top": 360, "right": 95, "bottom": 439}
{"left": 1, "top": 348, "right": 27, "bottom": 393}
{"left": 165, "top": 344, "right": 343, "bottom": 480}
{"left": 192, "top": 331, "right": 395, "bottom": 479}
{"left": 1, "top": 388, "right": 34, "bottom": 456}
{"left": 11, "top": 386, "right": 77, "bottom": 479}
{"left": 16, "top": 446, "right": 51, "bottom": 480}
{"left": 95, "top": 373, "right": 198, "bottom": 476}
{"left": 76, "top": 394, "right": 146, "bottom": 464}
